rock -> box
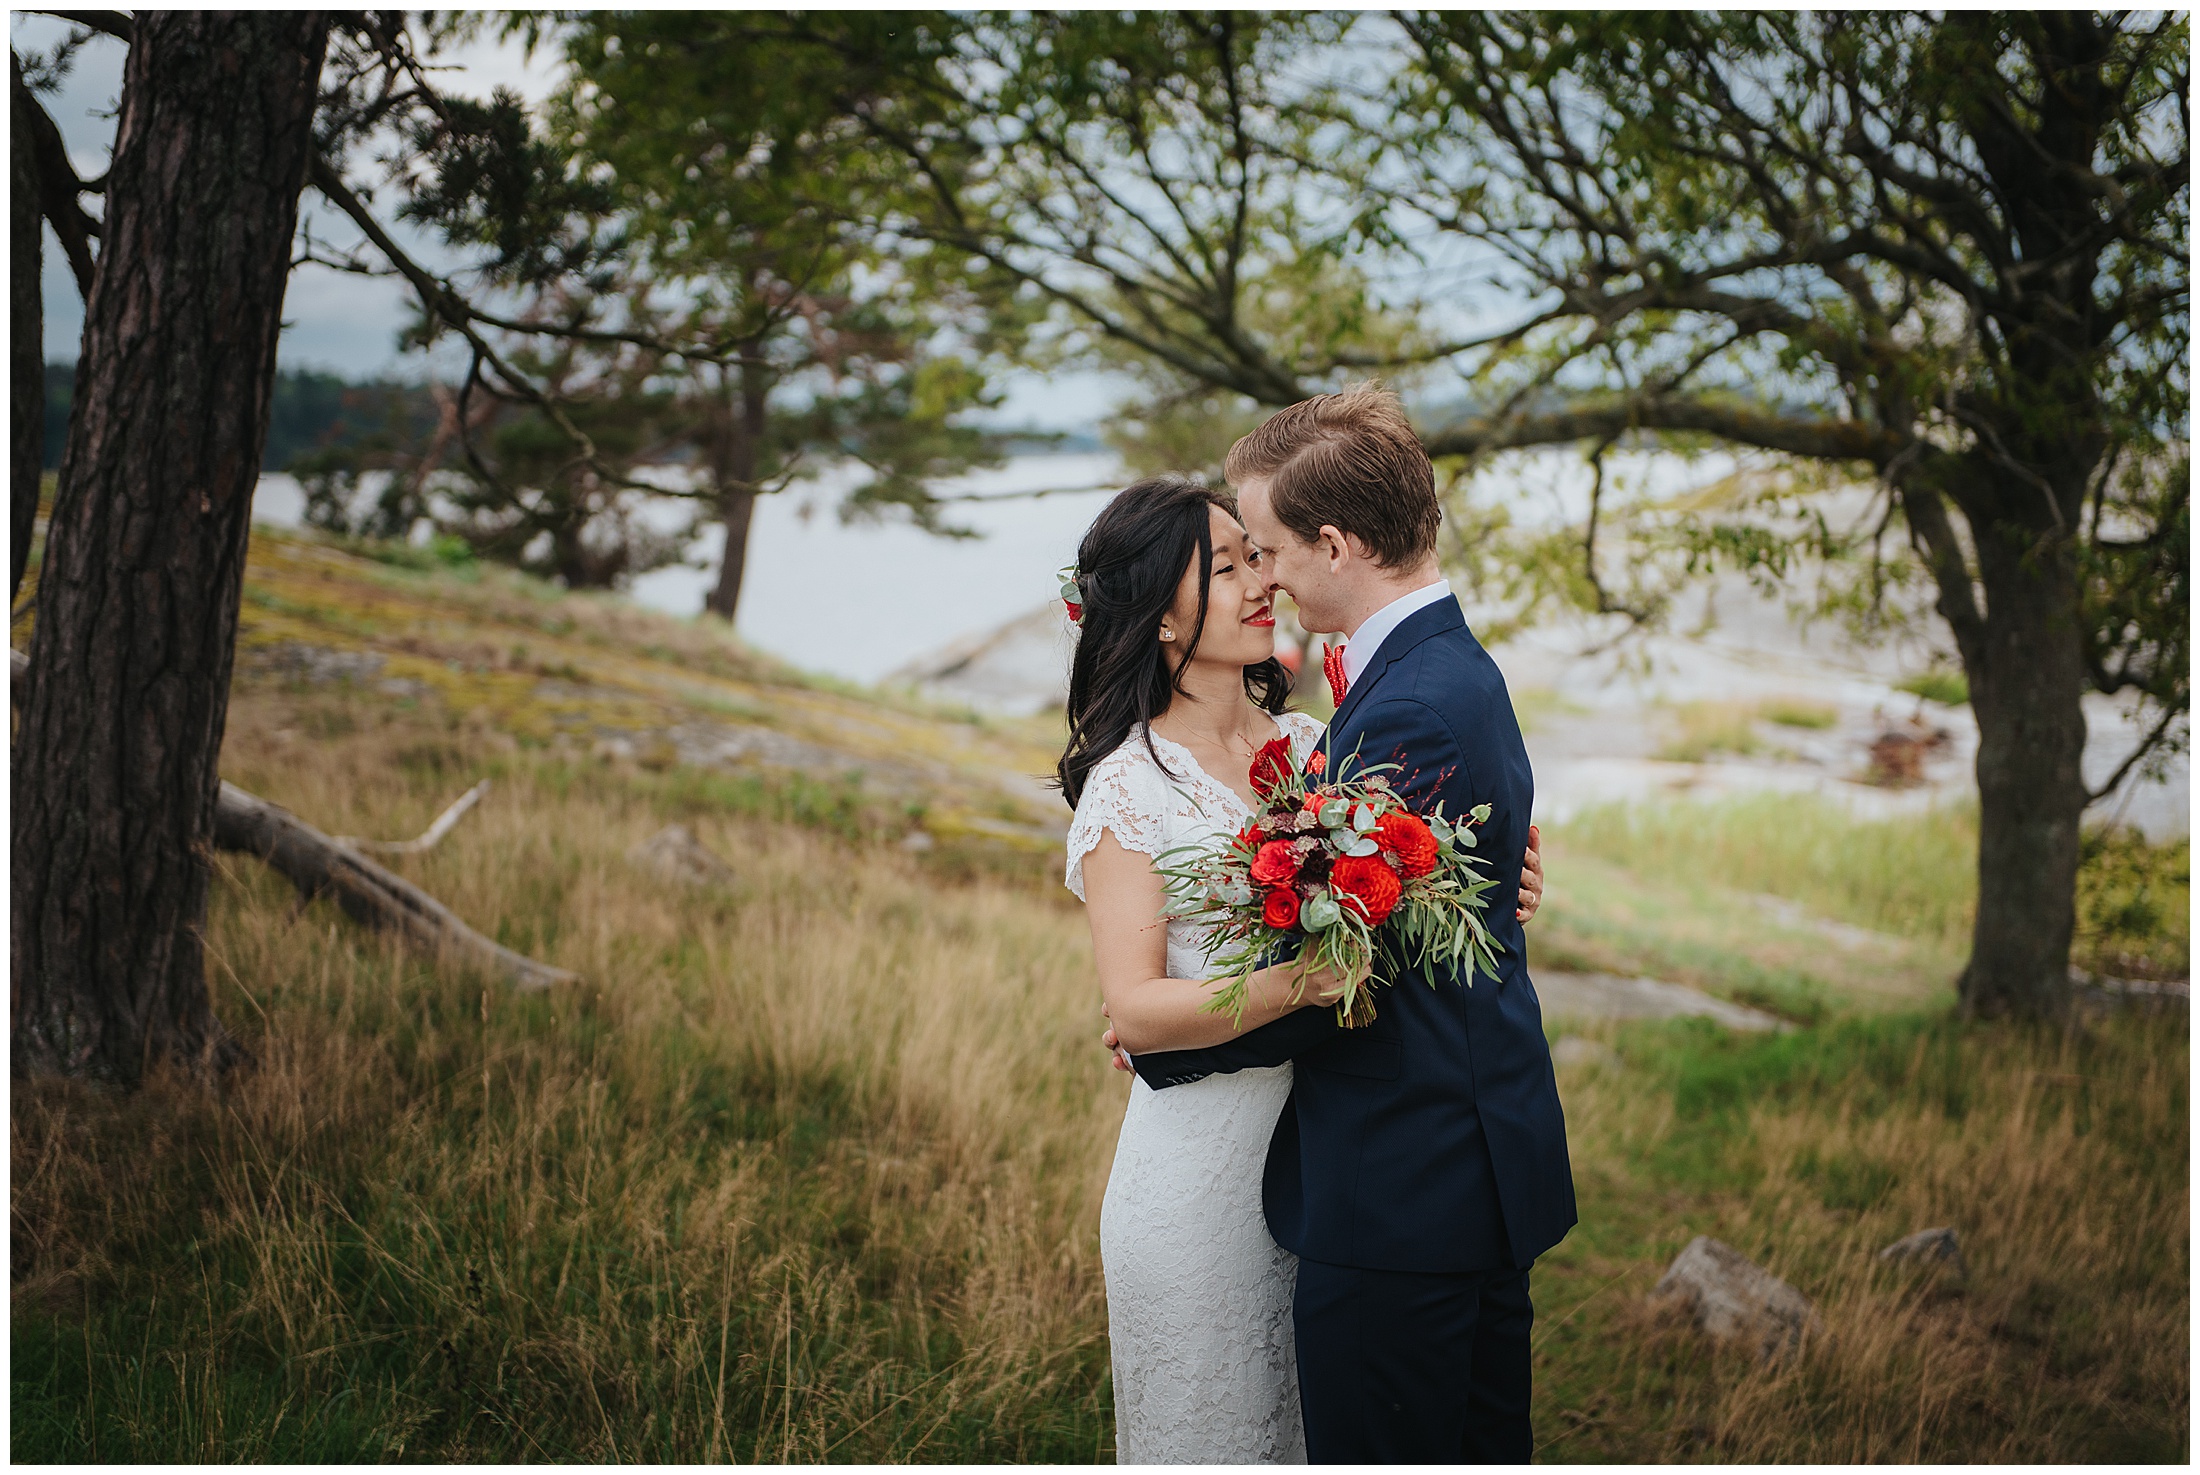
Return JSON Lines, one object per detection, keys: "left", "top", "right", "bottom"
{"left": 627, "top": 824, "right": 737, "bottom": 890}
{"left": 1534, "top": 971, "right": 1787, "bottom": 1031}
{"left": 1877, "top": 1226, "right": 1968, "bottom": 1277}
{"left": 1552, "top": 1036, "right": 1616, "bottom": 1070}
{"left": 248, "top": 640, "right": 387, "bottom": 686}
{"left": 899, "top": 829, "right": 937, "bottom": 853}
{"left": 1651, "top": 1235, "right": 1821, "bottom": 1358}
{"left": 2070, "top": 967, "right": 2190, "bottom": 1018}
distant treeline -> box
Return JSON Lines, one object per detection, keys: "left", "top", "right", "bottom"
{"left": 41, "top": 362, "right": 439, "bottom": 473}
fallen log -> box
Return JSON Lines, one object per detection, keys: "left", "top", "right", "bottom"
{"left": 337, "top": 779, "right": 489, "bottom": 855}
{"left": 13, "top": 649, "right": 576, "bottom": 991}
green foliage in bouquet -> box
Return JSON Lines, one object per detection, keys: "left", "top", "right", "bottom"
{"left": 1157, "top": 737, "right": 1504, "bottom": 1029}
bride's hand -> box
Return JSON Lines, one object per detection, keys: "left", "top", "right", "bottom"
{"left": 1516, "top": 824, "right": 1544, "bottom": 923}
{"left": 1101, "top": 1004, "right": 1132, "bottom": 1072}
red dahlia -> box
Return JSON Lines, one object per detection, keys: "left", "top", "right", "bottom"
{"left": 1374, "top": 811, "right": 1440, "bottom": 878}
{"left": 1331, "top": 853, "right": 1404, "bottom": 925}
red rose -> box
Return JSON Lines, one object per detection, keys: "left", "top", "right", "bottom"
{"left": 1375, "top": 811, "right": 1440, "bottom": 878}
{"left": 1063, "top": 598, "right": 1083, "bottom": 622}
{"left": 1306, "top": 750, "right": 1326, "bottom": 776}
{"left": 1262, "top": 886, "right": 1302, "bottom": 930}
{"left": 1249, "top": 839, "right": 1302, "bottom": 886}
{"left": 1331, "top": 853, "right": 1404, "bottom": 925}
{"left": 1248, "top": 736, "right": 1295, "bottom": 798}
{"left": 1233, "top": 822, "right": 1264, "bottom": 852}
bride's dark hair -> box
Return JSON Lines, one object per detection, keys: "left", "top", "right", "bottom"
{"left": 1056, "top": 475, "right": 1292, "bottom": 807}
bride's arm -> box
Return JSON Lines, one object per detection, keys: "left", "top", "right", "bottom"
{"left": 1081, "top": 829, "right": 1338, "bottom": 1054}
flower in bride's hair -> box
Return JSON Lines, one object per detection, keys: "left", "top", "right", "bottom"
{"left": 1248, "top": 737, "right": 1295, "bottom": 798}
{"left": 1058, "top": 565, "right": 1083, "bottom": 623}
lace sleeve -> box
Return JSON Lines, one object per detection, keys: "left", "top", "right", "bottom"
{"left": 1280, "top": 709, "right": 1328, "bottom": 763}
{"left": 1065, "top": 743, "right": 1168, "bottom": 902}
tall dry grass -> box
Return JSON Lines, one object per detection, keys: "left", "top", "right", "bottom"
{"left": 12, "top": 681, "right": 2188, "bottom": 1462}
{"left": 12, "top": 691, "right": 1121, "bottom": 1460}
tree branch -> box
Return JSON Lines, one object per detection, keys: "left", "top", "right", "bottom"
{"left": 1421, "top": 394, "right": 1907, "bottom": 464}
{"left": 1895, "top": 471, "right": 1989, "bottom": 665}
{"left": 12, "top": 55, "right": 99, "bottom": 296}
{"left": 310, "top": 155, "right": 681, "bottom": 501}
{"left": 33, "top": 10, "right": 130, "bottom": 43}
{"left": 2086, "top": 699, "right": 2187, "bottom": 806}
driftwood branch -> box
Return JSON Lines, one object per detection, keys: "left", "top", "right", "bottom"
{"left": 11, "top": 649, "right": 575, "bottom": 990}
{"left": 211, "top": 781, "right": 575, "bottom": 991}
{"left": 337, "top": 779, "right": 489, "bottom": 855}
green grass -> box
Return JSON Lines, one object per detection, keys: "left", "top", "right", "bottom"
{"left": 1560, "top": 793, "right": 1978, "bottom": 949}
{"left": 1761, "top": 698, "right": 1838, "bottom": 729}
{"left": 2076, "top": 827, "right": 2191, "bottom": 980}
{"left": 1534, "top": 1009, "right": 2187, "bottom": 1461}
{"left": 1554, "top": 793, "right": 2189, "bottom": 985}
{"left": 1897, "top": 669, "right": 1971, "bottom": 707}
{"left": 1656, "top": 701, "right": 1767, "bottom": 762}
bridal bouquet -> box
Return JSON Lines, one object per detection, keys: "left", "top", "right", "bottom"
{"left": 1157, "top": 736, "right": 1503, "bottom": 1029}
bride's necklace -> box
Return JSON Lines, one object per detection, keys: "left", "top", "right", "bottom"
{"left": 1155, "top": 713, "right": 1273, "bottom": 775}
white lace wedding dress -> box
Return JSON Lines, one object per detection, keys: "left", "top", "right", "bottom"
{"left": 1066, "top": 713, "right": 1325, "bottom": 1466}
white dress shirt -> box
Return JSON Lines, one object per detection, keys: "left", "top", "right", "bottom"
{"left": 1339, "top": 580, "right": 1454, "bottom": 687}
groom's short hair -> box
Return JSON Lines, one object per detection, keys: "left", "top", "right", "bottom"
{"left": 1223, "top": 384, "right": 1440, "bottom": 567}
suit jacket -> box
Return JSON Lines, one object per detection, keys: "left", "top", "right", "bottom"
{"left": 1133, "top": 596, "right": 1576, "bottom": 1273}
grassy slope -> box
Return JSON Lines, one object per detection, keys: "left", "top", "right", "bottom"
{"left": 11, "top": 530, "right": 2188, "bottom": 1461}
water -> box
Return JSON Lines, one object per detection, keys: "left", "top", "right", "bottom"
{"left": 252, "top": 453, "right": 1127, "bottom": 686}
{"left": 627, "top": 454, "right": 1123, "bottom": 684}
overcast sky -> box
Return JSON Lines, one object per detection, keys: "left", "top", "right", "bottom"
{"left": 12, "top": 13, "right": 1126, "bottom": 429}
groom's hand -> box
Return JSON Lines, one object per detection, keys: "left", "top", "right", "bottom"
{"left": 1517, "top": 824, "right": 1544, "bottom": 923}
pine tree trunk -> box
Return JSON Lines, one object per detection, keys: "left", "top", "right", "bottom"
{"left": 1955, "top": 516, "right": 2089, "bottom": 1019}
{"left": 704, "top": 353, "right": 768, "bottom": 621}
{"left": 11, "top": 12, "right": 329, "bottom": 1084}
{"left": 708, "top": 485, "right": 758, "bottom": 620}
{"left": 11, "top": 60, "right": 43, "bottom": 601}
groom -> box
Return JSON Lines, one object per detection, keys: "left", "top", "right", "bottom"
{"left": 1123, "top": 386, "right": 1575, "bottom": 1462}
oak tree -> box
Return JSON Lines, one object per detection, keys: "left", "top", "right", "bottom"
{"left": 1388, "top": 11, "right": 2187, "bottom": 1017}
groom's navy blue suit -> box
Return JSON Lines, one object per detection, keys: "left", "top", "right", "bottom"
{"left": 1133, "top": 596, "right": 1575, "bottom": 1462}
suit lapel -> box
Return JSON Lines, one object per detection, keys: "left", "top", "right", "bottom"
{"left": 1328, "top": 596, "right": 1466, "bottom": 735}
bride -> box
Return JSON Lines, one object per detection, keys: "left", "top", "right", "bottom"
{"left": 1058, "top": 477, "right": 1542, "bottom": 1464}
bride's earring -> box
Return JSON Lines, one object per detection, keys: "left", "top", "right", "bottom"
{"left": 1160, "top": 628, "right": 1176, "bottom": 641}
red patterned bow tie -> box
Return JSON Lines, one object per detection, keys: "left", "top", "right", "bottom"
{"left": 1323, "top": 642, "right": 1349, "bottom": 707}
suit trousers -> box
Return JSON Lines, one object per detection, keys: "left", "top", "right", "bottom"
{"left": 1293, "top": 1259, "right": 1534, "bottom": 1463}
